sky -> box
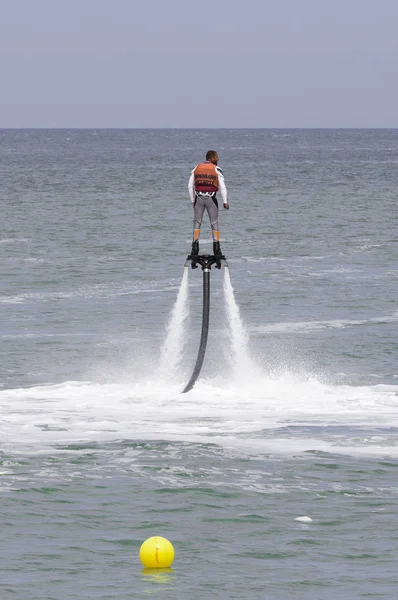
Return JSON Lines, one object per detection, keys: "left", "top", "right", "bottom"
{"left": 1, "top": 0, "right": 398, "bottom": 128}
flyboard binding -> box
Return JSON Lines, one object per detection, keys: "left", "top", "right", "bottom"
{"left": 184, "top": 253, "right": 228, "bottom": 270}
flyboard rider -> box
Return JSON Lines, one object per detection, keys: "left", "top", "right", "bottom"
{"left": 188, "top": 150, "right": 229, "bottom": 257}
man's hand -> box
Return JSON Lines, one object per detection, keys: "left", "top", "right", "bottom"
{"left": 223, "top": 203, "right": 229, "bottom": 210}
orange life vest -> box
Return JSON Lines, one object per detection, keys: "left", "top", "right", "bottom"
{"left": 194, "top": 162, "right": 219, "bottom": 193}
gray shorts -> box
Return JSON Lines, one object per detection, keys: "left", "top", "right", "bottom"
{"left": 193, "top": 193, "right": 219, "bottom": 234}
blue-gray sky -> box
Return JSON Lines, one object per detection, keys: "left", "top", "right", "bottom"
{"left": 1, "top": 0, "right": 397, "bottom": 127}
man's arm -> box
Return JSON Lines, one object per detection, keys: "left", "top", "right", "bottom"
{"left": 188, "top": 170, "right": 195, "bottom": 204}
{"left": 216, "top": 167, "right": 229, "bottom": 209}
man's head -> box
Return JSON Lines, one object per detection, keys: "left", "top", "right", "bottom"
{"left": 206, "top": 150, "right": 219, "bottom": 165}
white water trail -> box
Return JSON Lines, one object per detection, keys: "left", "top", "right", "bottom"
{"left": 158, "top": 267, "right": 190, "bottom": 380}
{"left": 223, "top": 267, "right": 257, "bottom": 378}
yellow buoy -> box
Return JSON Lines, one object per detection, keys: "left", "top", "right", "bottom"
{"left": 139, "top": 536, "right": 175, "bottom": 568}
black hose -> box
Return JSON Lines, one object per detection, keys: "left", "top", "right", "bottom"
{"left": 182, "top": 268, "right": 210, "bottom": 393}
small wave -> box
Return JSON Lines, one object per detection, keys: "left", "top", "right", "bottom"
{"left": 342, "top": 244, "right": 383, "bottom": 256}
{"left": 0, "top": 281, "right": 181, "bottom": 304}
{"left": 0, "top": 238, "right": 29, "bottom": 244}
{"left": 251, "top": 312, "right": 398, "bottom": 334}
{"left": 5, "top": 257, "right": 45, "bottom": 263}
{"left": 251, "top": 319, "right": 364, "bottom": 333}
{"left": 241, "top": 256, "right": 286, "bottom": 263}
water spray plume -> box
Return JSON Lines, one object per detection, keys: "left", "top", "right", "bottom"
{"left": 223, "top": 267, "right": 257, "bottom": 378}
{"left": 158, "top": 267, "right": 189, "bottom": 380}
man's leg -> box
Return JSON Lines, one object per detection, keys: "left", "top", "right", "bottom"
{"left": 192, "top": 195, "right": 206, "bottom": 255}
{"left": 206, "top": 196, "right": 222, "bottom": 256}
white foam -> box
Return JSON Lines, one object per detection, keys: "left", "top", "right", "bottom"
{"left": 1, "top": 373, "right": 398, "bottom": 457}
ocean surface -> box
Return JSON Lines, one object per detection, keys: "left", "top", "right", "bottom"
{"left": 1, "top": 129, "right": 398, "bottom": 599}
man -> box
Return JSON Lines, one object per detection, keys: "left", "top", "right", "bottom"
{"left": 188, "top": 150, "right": 229, "bottom": 257}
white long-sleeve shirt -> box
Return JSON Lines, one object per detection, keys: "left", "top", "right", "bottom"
{"left": 188, "top": 165, "right": 228, "bottom": 205}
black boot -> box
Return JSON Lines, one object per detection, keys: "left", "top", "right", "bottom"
{"left": 213, "top": 241, "right": 223, "bottom": 268}
{"left": 190, "top": 240, "right": 199, "bottom": 269}
{"left": 213, "top": 241, "right": 222, "bottom": 256}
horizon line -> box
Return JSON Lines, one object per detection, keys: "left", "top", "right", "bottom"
{"left": 1, "top": 126, "right": 398, "bottom": 130}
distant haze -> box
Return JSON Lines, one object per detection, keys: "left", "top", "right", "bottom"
{"left": 1, "top": 0, "right": 397, "bottom": 128}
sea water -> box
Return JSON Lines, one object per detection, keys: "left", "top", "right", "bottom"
{"left": 1, "top": 129, "right": 398, "bottom": 599}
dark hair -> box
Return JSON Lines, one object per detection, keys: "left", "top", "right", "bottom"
{"left": 206, "top": 150, "right": 218, "bottom": 161}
